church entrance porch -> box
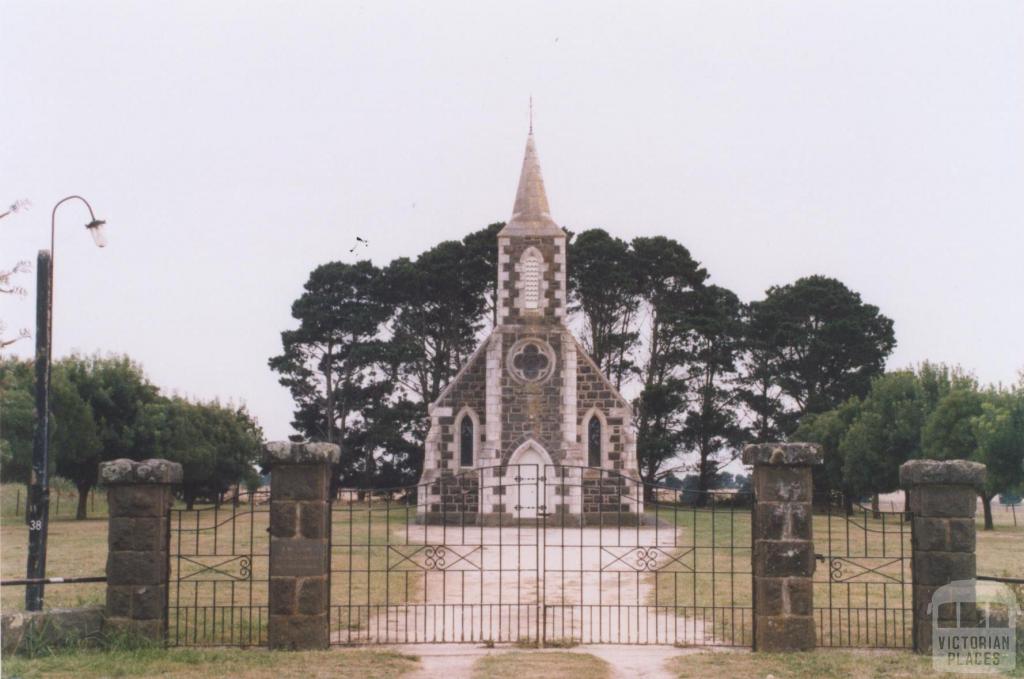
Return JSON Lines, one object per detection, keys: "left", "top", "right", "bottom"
{"left": 327, "top": 468, "right": 753, "bottom": 646}
{"left": 505, "top": 440, "right": 554, "bottom": 521}
{"left": 420, "top": 464, "right": 644, "bottom": 527}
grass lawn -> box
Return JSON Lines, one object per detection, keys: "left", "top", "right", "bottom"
{"left": 166, "top": 496, "right": 424, "bottom": 645}
{"left": 0, "top": 481, "right": 109, "bottom": 523}
{"left": 1, "top": 515, "right": 109, "bottom": 611}
{"left": 0, "top": 647, "right": 419, "bottom": 679}
{"left": 642, "top": 500, "right": 1024, "bottom": 647}
{"left": 4, "top": 647, "right": 1022, "bottom": 679}
{"left": 471, "top": 651, "right": 611, "bottom": 679}
{"left": 976, "top": 521, "right": 1024, "bottom": 578}
{"left": 643, "top": 502, "right": 1024, "bottom": 611}
{"left": 1, "top": 484, "right": 423, "bottom": 646}
{"left": 666, "top": 649, "right": 1024, "bottom": 678}
{"left": 1, "top": 482, "right": 112, "bottom": 611}
{"left": 2, "top": 482, "right": 1021, "bottom": 649}
{"left": 645, "top": 502, "right": 753, "bottom": 610}
{"left": 643, "top": 503, "right": 754, "bottom": 645}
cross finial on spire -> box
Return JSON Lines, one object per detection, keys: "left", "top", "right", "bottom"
{"left": 497, "top": 119, "right": 562, "bottom": 237}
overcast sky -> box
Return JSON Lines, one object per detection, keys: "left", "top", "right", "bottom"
{"left": 2, "top": 1, "right": 1022, "bottom": 441}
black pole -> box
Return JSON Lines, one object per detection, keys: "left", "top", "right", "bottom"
{"left": 4, "top": 575, "right": 107, "bottom": 587}
{"left": 26, "top": 249, "right": 51, "bottom": 611}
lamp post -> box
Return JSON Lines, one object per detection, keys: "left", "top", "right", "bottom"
{"left": 25, "top": 195, "right": 107, "bottom": 611}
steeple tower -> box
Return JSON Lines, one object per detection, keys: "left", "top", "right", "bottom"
{"left": 498, "top": 131, "right": 563, "bottom": 238}
{"left": 496, "top": 128, "right": 568, "bottom": 325}
{"left": 417, "top": 120, "right": 642, "bottom": 523}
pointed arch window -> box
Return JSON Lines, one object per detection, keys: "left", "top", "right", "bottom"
{"left": 588, "top": 416, "right": 602, "bottom": 467}
{"left": 460, "top": 415, "right": 475, "bottom": 467}
{"left": 522, "top": 250, "right": 542, "bottom": 310}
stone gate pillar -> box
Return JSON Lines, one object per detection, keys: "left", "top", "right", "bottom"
{"left": 745, "top": 442, "right": 822, "bottom": 652}
{"left": 900, "top": 459, "right": 985, "bottom": 654}
{"left": 264, "top": 441, "right": 340, "bottom": 650}
{"left": 99, "top": 458, "right": 182, "bottom": 640}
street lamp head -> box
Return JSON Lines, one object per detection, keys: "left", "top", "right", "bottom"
{"left": 85, "top": 219, "right": 107, "bottom": 248}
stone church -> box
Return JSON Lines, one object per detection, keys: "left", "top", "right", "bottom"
{"left": 419, "top": 130, "right": 642, "bottom": 523}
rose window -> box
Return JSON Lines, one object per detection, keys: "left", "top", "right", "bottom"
{"left": 508, "top": 339, "right": 555, "bottom": 383}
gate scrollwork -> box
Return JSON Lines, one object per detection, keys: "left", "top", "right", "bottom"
{"left": 424, "top": 546, "right": 447, "bottom": 570}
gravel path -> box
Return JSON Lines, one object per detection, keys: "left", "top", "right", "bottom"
{"left": 338, "top": 524, "right": 719, "bottom": 646}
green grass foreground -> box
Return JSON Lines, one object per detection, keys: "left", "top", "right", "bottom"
{"left": 471, "top": 651, "right": 611, "bottom": 679}
{"left": 2, "top": 481, "right": 1022, "bottom": 657}
{"left": 4, "top": 645, "right": 1024, "bottom": 679}
{"left": 1, "top": 647, "right": 419, "bottom": 679}
{"left": 665, "top": 649, "right": 1024, "bottom": 678}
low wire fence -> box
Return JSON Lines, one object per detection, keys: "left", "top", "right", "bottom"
{"left": 861, "top": 496, "right": 1020, "bottom": 528}
{"left": 1, "top": 483, "right": 108, "bottom": 520}
{"left": 2, "top": 483, "right": 268, "bottom": 521}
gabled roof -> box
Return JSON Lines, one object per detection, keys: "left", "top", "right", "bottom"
{"left": 570, "top": 334, "right": 634, "bottom": 418}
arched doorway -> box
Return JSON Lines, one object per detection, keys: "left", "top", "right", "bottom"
{"left": 507, "top": 439, "right": 554, "bottom": 519}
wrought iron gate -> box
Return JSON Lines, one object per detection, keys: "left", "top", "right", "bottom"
{"left": 328, "top": 465, "right": 752, "bottom": 646}
{"left": 813, "top": 494, "right": 914, "bottom": 648}
{"left": 167, "top": 490, "right": 270, "bottom": 646}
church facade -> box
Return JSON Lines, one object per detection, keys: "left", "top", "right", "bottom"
{"left": 419, "top": 130, "right": 642, "bottom": 523}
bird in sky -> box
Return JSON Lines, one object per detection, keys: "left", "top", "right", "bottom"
{"left": 349, "top": 236, "right": 369, "bottom": 253}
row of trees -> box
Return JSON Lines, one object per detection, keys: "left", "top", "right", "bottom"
{"left": 4, "top": 225, "right": 1017, "bottom": 518}
{"left": 797, "top": 364, "right": 1024, "bottom": 528}
{"left": 269, "top": 225, "right": 501, "bottom": 490}
{"left": 571, "top": 231, "right": 895, "bottom": 498}
{"left": 0, "top": 354, "right": 264, "bottom": 517}
{"left": 271, "top": 224, "right": 898, "bottom": 496}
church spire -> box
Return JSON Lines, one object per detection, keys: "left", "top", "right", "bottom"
{"left": 498, "top": 127, "right": 563, "bottom": 237}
